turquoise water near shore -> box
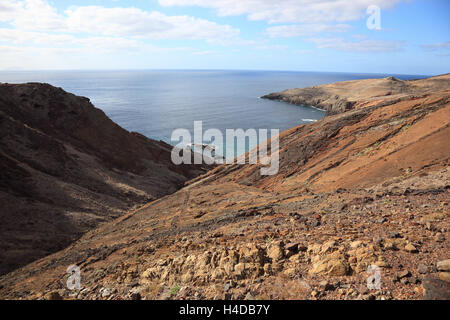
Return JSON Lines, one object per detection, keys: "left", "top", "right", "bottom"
{"left": 0, "top": 70, "right": 426, "bottom": 156}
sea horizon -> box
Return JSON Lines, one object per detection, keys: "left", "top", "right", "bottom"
{"left": 0, "top": 68, "right": 432, "bottom": 77}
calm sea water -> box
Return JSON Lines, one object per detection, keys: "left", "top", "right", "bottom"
{"left": 0, "top": 70, "right": 426, "bottom": 156}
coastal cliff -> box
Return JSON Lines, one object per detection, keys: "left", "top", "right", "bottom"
{"left": 0, "top": 75, "right": 449, "bottom": 300}
{"left": 0, "top": 83, "right": 210, "bottom": 275}
{"left": 262, "top": 74, "right": 450, "bottom": 115}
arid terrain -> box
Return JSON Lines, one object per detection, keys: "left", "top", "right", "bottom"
{"left": 262, "top": 74, "right": 449, "bottom": 115}
{"left": 0, "top": 83, "right": 210, "bottom": 276}
{"left": 0, "top": 75, "right": 449, "bottom": 300}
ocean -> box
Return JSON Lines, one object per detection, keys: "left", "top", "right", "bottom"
{"left": 0, "top": 70, "right": 426, "bottom": 156}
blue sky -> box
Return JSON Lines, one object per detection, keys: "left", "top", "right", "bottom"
{"left": 0, "top": 0, "right": 448, "bottom": 75}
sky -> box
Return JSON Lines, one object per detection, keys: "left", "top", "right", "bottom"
{"left": 0, "top": 0, "right": 449, "bottom": 75}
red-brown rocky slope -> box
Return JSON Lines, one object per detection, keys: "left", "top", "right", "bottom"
{"left": 0, "top": 82, "right": 210, "bottom": 275}
{"left": 262, "top": 74, "right": 450, "bottom": 115}
{"left": 0, "top": 75, "right": 448, "bottom": 300}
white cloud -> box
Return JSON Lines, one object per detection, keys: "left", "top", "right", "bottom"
{"left": 266, "top": 23, "right": 351, "bottom": 38}
{"left": 0, "top": 42, "right": 195, "bottom": 70}
{"left": 0, "top": 0, "right": 246, "bottom": 70}
{"left": 2, "top": 0, "right": 65, "bottom": 29}
{"left": 308, "top": 37, "right": 407, "bottom": 52}
{"left": 192, "top": 50, "right": 217, "bottom": 55}
{"left": 0, "top": 28, "right": 150, "bottom": 52}
{"left": 0, "top": 0, "right": 417, "bottom": 70}
{"left": 0, "top": 0, "right": 23, "bottom": 22}
{"left": 1, "top": 0, "right": 240, "bottom": 42}
{"left": 159, "top": 0, "right": 405, "bottom": 24}
{"left": 0, "top": 28, "right": 73, "bottom": 45}
{"left": 63, "top": 6, "right": 240, "bottom": 41}
{"left": 0, "top": 28, "right": 200, "bottom": 54}
{"left": 0, "top": 45, "right": 84, "bottom": 70}
{"left": 421, "top": 41, "right": 450, "bottom": 51}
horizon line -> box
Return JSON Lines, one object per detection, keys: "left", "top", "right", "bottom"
{"left": 0, "top": 68, "right": 434, "bottom": 78}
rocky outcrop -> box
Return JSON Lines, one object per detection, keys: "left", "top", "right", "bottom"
{"left": 262, "top": 74, "right": 450, "bottom": 115}
{"left": 0, "top": 75, "right": 449, "bottom": 300}
{"left": 0, "top": 83, "right": 211, "bottom": 275}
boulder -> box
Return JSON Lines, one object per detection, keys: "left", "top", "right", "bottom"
{"left": 268, "top": 242, "right": 284, "bottom": 262}
{"left": 437, "top": 259, "right": 450, "bottom": 272}
{"left": 309, "top": 252, "right": 350, "bottom": 276}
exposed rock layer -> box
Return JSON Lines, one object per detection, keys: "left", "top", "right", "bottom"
{"left": 0, "top": 83, "right": 210, "bottom": 275}
{"left": 0, "top": 75, "right": 449, "bottom": 300}
{"left": 262, "top": 74, "right": 450, "bottom": 115}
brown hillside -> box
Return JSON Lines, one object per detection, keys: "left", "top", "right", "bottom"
{"left": 262, "top": 74, "right": 450, "bottom": 115}
{"left": 0, "top": 83, "right": 210, "bottom": 276}
{"left": 0, "top": 75, "right": 448, "bottom": 300}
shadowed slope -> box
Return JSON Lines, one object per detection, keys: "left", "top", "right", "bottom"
{"left": 0, "top": 83, "right": 210, "bottom": 275}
